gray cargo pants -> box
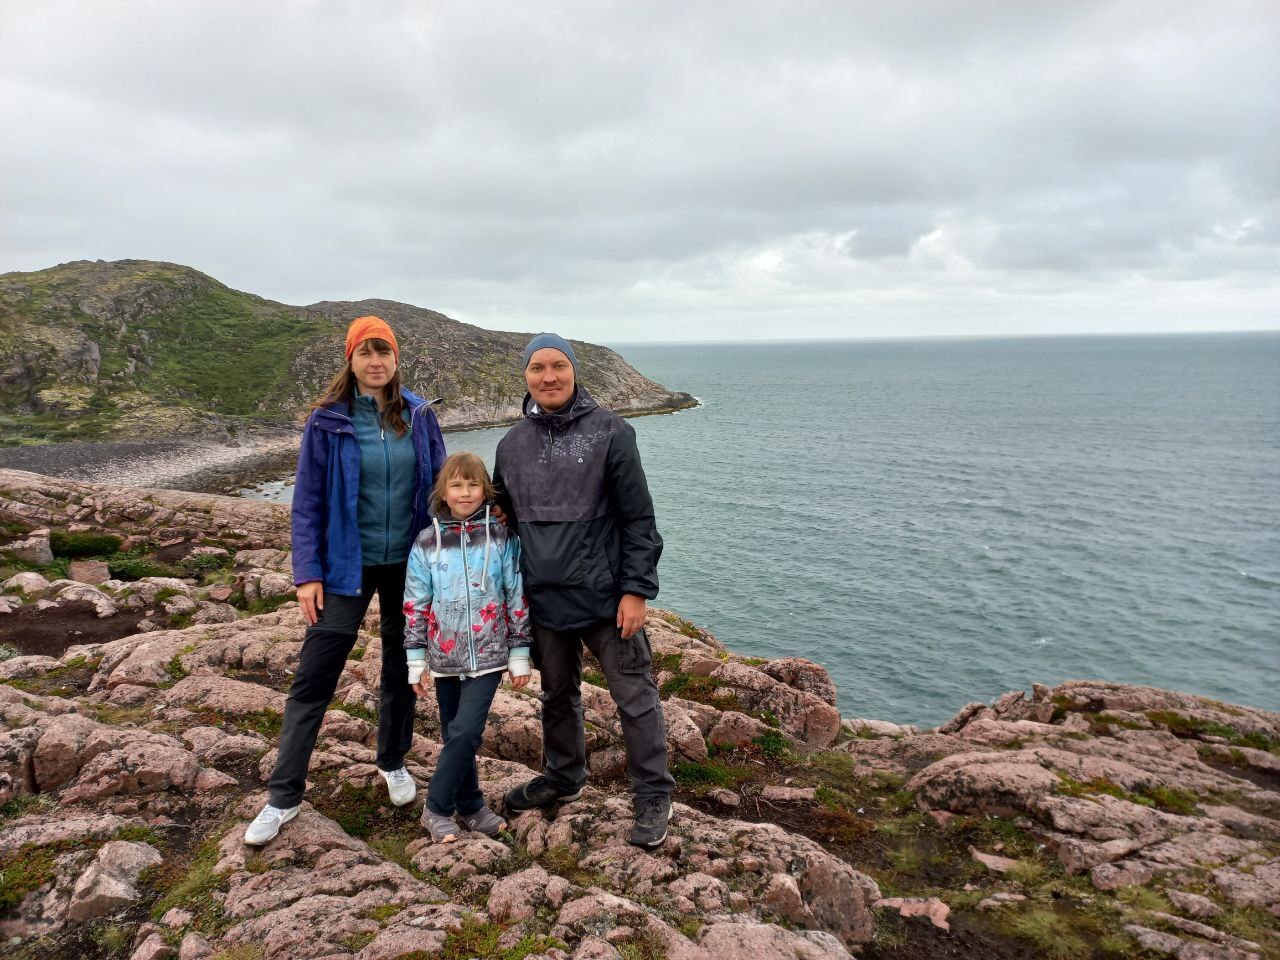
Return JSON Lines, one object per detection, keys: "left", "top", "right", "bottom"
{"left": 534, "top": 619, "right": 675, "bottom": 801}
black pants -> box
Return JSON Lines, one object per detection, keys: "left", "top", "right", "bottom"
{"left": 535, "top": 619, "right": 675, "bottom": 801}
{"left": 267, "top": 563, "right": 415, "bottom": 808}
{"left": 426, "top": 671, "right": 504, "bottom": 816}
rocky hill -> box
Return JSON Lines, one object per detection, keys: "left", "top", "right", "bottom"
{"left": 0, "top": 260, "right": 696, "bottom": 445}
{"left": 0, "top": 467, "right": 1277, "bottom": 960}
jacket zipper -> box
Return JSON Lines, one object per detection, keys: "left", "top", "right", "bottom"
{"left": 459, "top": 524, "right": 477, "bottom": 671}
{"left": 380, "top": 422, "right": 390, "bottom": 564}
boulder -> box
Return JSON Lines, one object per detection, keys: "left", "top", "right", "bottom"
{"left": 3, "top": 571, "right": 51, "bottom": 594}
{"left": 69, "top": 560, "right": 111, "bottom": 584}
{"left": 7, "top": 535, "right": 53, "bottom": 565}
{"left": 67, "top": 840, "right": 163, "bottom": 921}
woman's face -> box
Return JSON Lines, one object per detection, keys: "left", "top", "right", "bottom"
{"left": 351, "top": 340, "right": 397, "bottom": 395}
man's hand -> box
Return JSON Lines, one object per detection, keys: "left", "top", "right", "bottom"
{"left": 509, "top": 673, "right": 530, "bottom": 690}
{"left": 412, "top": 680, "right": 431, "bottom": 697}
{"left": 617, "top": 594, "right": 646, "bottom": 639}
{"left": 491, "top": 503, "right": 509, "bottom": 526}
{"left": 297, "top": 581, "right": 324, "bottom": 626}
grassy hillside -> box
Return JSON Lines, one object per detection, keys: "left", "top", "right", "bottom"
{"left": 0, "top": 260, "right": 693, "bottom": 444}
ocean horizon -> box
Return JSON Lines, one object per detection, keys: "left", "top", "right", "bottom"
{"left": 243, "top": 330, "right": 1280, "bottom": 727}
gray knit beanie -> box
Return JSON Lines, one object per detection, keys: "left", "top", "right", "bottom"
{"left": 521, "top": 332, "right": 578, "bottom": 372}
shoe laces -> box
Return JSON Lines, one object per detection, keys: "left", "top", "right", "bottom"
{"left": 386, "top": 767, "right": 412, "bottom": 785}
{"left": 636, "top": 796, "right": 665, "bottom": 819}
{"left": 254, "top": 805, "right": 290, "bottom": 824}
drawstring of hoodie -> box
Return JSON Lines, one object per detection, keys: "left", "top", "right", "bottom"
{"left": 432, "top": 517, "right": 442, "bottom": 563}
{"left": 478, "top": 504, "right": 491, "bottom": 591}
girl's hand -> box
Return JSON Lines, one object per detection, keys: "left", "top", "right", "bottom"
{"left": 297, "top": 582, "right": 324, "bottom": 625}
{"left": 412, "top": 680, "right": 431, "bottom": 697}
{"left": 509, "top": 673, "right": 529, "bottom": 690}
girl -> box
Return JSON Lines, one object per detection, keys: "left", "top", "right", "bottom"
{"left": 246, "top": 315, "right": 446, "bottom": 846}
{"left": 404, "top": 452, "right": 532, "bottom": 842}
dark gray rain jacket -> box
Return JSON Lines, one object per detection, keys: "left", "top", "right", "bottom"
{"left": 493, "top": 386, "right": 662, "bottom": 631}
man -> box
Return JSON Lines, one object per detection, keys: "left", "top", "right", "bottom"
{"left": 493, "top": 332, "right": 675, "bottom": 848}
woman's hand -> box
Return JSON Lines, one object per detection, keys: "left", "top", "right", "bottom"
{"left": 297, "top": 581, "right": 324, "bottom": 625}
{"left": 509, "top": 673, "right": 530, "bottom": 690}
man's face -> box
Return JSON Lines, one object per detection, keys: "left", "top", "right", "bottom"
{"left": 525, "top": 347, "right": 575, "bottom": 411}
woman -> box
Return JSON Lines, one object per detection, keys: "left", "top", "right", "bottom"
{"left": 246, "top": 315, "right": 446, "bottom": 845}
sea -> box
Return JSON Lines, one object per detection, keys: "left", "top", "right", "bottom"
{"left": 241, "top": 332, "right": 1280, "bottom": 727}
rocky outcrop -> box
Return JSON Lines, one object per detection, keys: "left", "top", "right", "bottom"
{"left": 0, "top": 259, "right": 696, "bottom": 449}
{"left": 1, "top": 476, "right": 1278, "bottom": 959}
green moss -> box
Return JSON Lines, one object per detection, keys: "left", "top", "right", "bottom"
{"left": 1055, "top": 775, "right": 1200, "bottom": 815}
{"left": 659, "top": 612, "right": 702, "bottom": 640}
{"left": 582, "top": 669, "right": 606, "bottom": 687}
{"left": 1146, "top": 710, "right": 1278, "bottom": 753}
{"left": 0, "top": 793, "right": 54, "bottom": 824}
{"left": 752, "top": 729, "right": 791, "bottom": 761}
{"left": 658, "top": 673, "right": 740, "bottom": 711}
{"left": 242, "top": 594, "right": 295, "bottom": 616}
{"left": 671, "top": 758, "right": 753, "bottom": 789}
{"left": 438, "top": 914, "right": 565, "bottom": 960}
{"left": 0, "top": 842, "right": 68, "bottom": 911}
{"left": 652, "top": 652, "right": 683, "bottom": 672}
{"left": 363, "top": 903, "right": 405, "bottom": 923}
{"left": 334, "top": 701, "right": 377, "bottom": 722}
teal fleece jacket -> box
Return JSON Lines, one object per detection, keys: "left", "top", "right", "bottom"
{"left": 353, "top": 392, "right": 418, "bottom": 566}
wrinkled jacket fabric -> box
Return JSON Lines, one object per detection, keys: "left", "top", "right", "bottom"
{"left": 402, "top": 506, "right": 532, "bottom": 675}
{"left": 291, "top": 388, "right": 446, "bottom": 596}
{"left": 493, "top": 386, "right": 662, "bottom": 631}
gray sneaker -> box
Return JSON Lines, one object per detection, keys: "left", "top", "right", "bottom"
{"left": 458, "top": 805, "right": 506, "bottom": 837}
{"left": 629, "top": 796, "right": 672, "bottom": 848}
{"left": 421, "top": 807, "right": 460, "bottom": 843}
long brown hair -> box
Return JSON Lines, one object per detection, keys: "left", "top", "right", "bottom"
{"left": 309, "top": 337, "right": 409, "bottom": 436}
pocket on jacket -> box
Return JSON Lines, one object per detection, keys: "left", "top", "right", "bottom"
{"left": 620, "top": 628, "right": 652, "bottom": 675}
{"left": 520, "top": 522, "right": 587, "bottom": 589}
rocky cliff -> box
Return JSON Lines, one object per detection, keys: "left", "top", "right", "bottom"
{"left": 0, "top": 468, "right": 1277, "bottom": 960}
{"left": 0, "top": 261, "right": 696, "bottom": 444}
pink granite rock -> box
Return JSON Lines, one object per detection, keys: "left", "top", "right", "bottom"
{"left": 67, "top": 840, "right": 163, "bottom": 921}
{"left": 875, "top": 897, "right": 951, "bottom": 931}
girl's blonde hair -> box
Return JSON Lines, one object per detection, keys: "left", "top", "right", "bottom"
{"left": 431, "top": 452, "right": 496, "bottom": 516}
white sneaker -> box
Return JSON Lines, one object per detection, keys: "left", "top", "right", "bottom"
{"left": 379, "top": 766, "right": 417, "bottom": 807}
{"left": 244, "top": 803, "right": 300, "bottom": 846}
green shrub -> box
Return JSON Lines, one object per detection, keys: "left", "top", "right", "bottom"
{"left": 50, "top": 530, "right": 122, "bottom": 558}
{"left": 107, "top": 550, "right": 181, "bottom": 580}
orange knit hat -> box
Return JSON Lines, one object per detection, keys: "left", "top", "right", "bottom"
{"left": 345, "top": 316, "right": 399, "bottom": 361}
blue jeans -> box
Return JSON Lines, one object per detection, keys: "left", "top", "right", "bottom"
{"left": 427, "top": 670, "right": 504, "bottom": 816}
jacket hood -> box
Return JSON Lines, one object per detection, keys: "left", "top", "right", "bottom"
{"left": 523, "top": 385, "right": 599, "bottom": 429}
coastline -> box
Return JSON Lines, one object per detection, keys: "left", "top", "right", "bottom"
{"left": 0, "top": 394, "right": 701, "bottom": 495}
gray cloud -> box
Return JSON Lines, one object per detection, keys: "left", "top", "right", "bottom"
{"left": 2, "top": 0, "right": 1278, "bottom": 340}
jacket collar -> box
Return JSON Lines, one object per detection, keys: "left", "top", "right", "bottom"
{"left": 318, "top": 386, "right": 425, "bottom": 419}
{"left": 523, "top": 385, "right": 598, "bottom": 429}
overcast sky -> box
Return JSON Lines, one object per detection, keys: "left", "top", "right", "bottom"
{"left": 2, "top": 1, "right": 1278, "bottom": 342}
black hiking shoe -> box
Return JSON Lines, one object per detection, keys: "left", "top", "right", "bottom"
{"left": 504, "top": 776, "right": 583, "bottom": 812}
{"left": 629, "top": 795, "right": 672, "bottom": 848}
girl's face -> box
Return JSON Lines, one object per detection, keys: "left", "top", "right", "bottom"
{"left": 444, "top": 475, "right": 484, "bottom": 519}
{"left": 351, "top": 340, "right": 397, "bottom": 396}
